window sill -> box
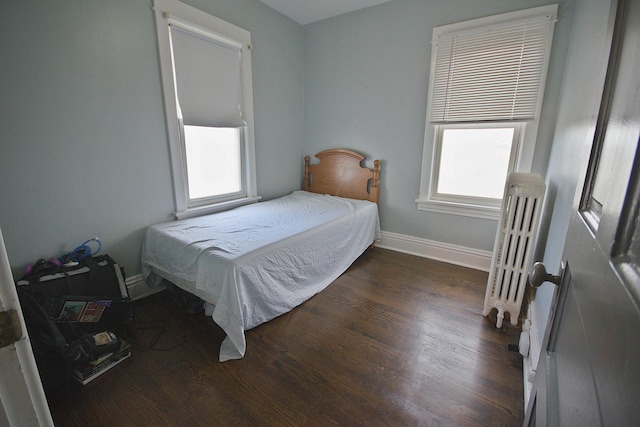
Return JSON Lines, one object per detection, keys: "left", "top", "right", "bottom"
{"left": 415, "top": 198, "right": 500, "bottom": 220}
{"left": 175, "top": 196, "right": 261, "bottom": 220}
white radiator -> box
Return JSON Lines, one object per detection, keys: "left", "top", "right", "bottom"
{"left": 483, "top": 173, "right": 545, "bottom": 328}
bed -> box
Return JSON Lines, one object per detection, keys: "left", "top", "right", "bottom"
{"left": 141, "top": 149, "right": 381, "bottom": 361}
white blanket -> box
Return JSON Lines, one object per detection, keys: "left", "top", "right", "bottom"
{"left": 141, "top": 191, "right": 380, "bottom": 361}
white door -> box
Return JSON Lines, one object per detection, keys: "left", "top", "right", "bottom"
{"left": 524, "top": 0, "right": 640, "bottom": 424}
{"left": 0, "top": 228, "right": 53, "bottom": 426}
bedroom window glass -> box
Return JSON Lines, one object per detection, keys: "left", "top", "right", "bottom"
{"left": 153, "top": 0, "right": 258, "bottom": 219}
{"left": 416, "top": 5, "right": 557, "bottom": 220}
{"left": 183, "top": 126, "right": 242, "bottom": 199}
{"left": 434, "top": 124, "right": 521, "bottom": 205}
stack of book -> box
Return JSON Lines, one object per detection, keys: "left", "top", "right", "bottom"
{"left": 72, "top": 338, "right": 132, "bottom": 385}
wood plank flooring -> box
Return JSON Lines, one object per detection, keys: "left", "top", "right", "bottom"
{"left": 48, "top": 248, "right": 524, "bottom": 426}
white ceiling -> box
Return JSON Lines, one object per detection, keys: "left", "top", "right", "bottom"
{"left": 260, "top": 0, "right": 395, "bottom": 25}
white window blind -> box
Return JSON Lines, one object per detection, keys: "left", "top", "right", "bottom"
{"left": 430, "top": 12, "right": 556, "bottom": 123}
{"left": 169, "top": 22, "right": 244, "bottom": 127}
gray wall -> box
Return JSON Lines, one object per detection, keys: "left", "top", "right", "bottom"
{"left": 302, "top": 0, "right": 619, "bottom": 346}
{"left": 300, "top": 0, "right": 621, "bottom": 364}
{"left": 0, "top": 0, "right": 606, "bottom": 340}
{"left": 303, "top": 0, "right": 574, "bottom": 252}
{"left": 0, "top": 0, "right": 304, "bottom": 278}
{"left": 533, "top": 0, "right": 616, "bottom": 342}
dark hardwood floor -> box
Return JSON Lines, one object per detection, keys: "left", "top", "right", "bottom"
{"left": 48, "top": 248, "right": 524, "bottom": 426}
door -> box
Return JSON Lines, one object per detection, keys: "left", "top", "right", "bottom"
{"left": 0, "top": 228, "right": 53, "bottom": 426}
{"left": 524, "top": 0, "right": 640, "bottom": 424}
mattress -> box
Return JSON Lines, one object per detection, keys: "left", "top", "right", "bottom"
{"left": 141, "top": 190, "right": 380, "bottom": 361}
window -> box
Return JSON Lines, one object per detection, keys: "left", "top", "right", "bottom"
{"left": 153, "top": 0, "right": 258, "bottom": 219}
{"left": 417, "top": 5, "right": 557, "bottom": 219}
{"left": 183, "top": 126, "right": 241, "bottom": 202}
{"left": 433, "top": 124, "right": 521, "bottom": 206}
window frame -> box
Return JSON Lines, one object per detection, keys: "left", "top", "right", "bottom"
{"left": 429, "top": 122, "right": 524, "bottom": 207}
{"left": 416, "top": 5, "right": 557, "bottom": 220}
{"left": 153, "top": 0, "right": 259, "bottom": 219}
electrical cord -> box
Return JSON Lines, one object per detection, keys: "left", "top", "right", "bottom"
{"left": 61, "top": 237, "right": 102, "bottom": 264}
{"left": 121, "top": 322, "right": 188, "bottom": 352}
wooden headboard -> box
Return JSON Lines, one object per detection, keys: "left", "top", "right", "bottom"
{"left": 302, "top": 149, "right": 381, "bottom": 203}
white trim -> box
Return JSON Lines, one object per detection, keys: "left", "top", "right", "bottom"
{"left": 128, "top": 232, "right": 492, "bottom": 301}
{"left": 0, "top": 228, "right": 54, "bottom": 427}
{"left": 154, "top": 0, "right": 251, "bottom": 44}
{"left": 175, "top": 196, "right": 261, "bottom": 220}
{"left": 432, "top": 4, "right": 558, "bottom": 38}
{"left": 167, "top": 16, "right": 244, "bottom": 50}
{"left": 522, "top": 299, "right": 541, "bottom": 408}
{"left": 418, "top": 4, "right": 557, "bottom": 218}
{"left": 152, "top": 0, "right": 257, "bottom": 215}
{"left": 415, "top": 198, "right": 501, "bottom": 220}
{"left": 377, "top": 231, "right": 492, "bottom": 271}
{"left": 126, "top": 274, "right": 165, "bottom": 301}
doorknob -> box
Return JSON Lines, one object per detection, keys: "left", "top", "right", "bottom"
{"left": 528, "top": 262, "right": 562, "bottom": 287}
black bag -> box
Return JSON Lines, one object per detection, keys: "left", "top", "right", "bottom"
{"left": 16, "top": 254, "right": 133, "bottom": 392}
{"left": 16, "top": 287, "right": 72, "bottom": 394}
{"left": 17, "top": 254, "right": 133, "bottom": 334}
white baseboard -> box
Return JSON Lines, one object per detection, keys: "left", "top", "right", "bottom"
{"left": 127, "top": 232, "right": 492, "bottom": 299}
{"left": 127, "top": 232, "right": 492, "bottom": 297}
{"left": 125, "top": 274, "right": 165, "bottom": 301}
{"left": 377, "top": 231, "right": 492, "bottom": 272}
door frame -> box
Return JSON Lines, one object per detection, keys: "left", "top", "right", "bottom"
{"left": 0, "top": 228, "right": 53, "bottom": 426}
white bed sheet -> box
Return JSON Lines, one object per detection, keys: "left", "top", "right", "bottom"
{"left": 141, "top": 190, "right": 380, "bottom": 361}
